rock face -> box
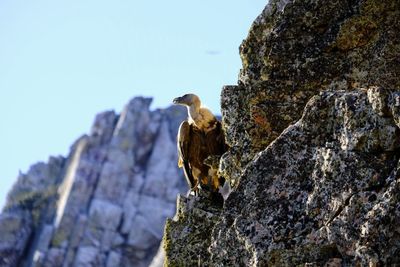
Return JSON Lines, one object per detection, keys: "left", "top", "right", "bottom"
{"left": 0, "top": 97, "right": 188, "bottom": 267}
{"left": 165, "top": 0, "right": 400, "bottom": 266}
{"left": 220, "top": 0, "right": 400, "bottom": 184}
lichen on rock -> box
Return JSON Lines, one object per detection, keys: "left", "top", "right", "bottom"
{"left": 221, "top": 0, "right": 400, "bottom": 186}
{"left": 163, "top": 195, "right": 222, "bottom": 267}
{"left": 164, "top": 0, "right": 400, "bottom": 265}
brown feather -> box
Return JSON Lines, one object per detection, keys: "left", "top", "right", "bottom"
{"left": 177, "top": 119, "right": 227, "bottom": 193}
{"left": 177, "top": 121, "right": 197, "bottom": 191}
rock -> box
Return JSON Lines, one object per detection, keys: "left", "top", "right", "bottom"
{"left": 127, "top": 214, "right": 159, "bottom": 249}
{"left": 211, "top": 90, "right": 400, "bottom": 266}
{"left": 142, "top": 119, "right": 182, "bottom": 199}
{"left": 221, "top": 0, "right": 400, "bottom": 186}
{"left": 148, "top": 242, "right": 165, "bottom": 267}
{"left": 0, "top": 211, "right": 32, "bottom": 267}
{"left": 164, "top": 0, "right": 400, "bottom": 266}
{"left": 4, "top": 156, "right": 66, "bottom": 230}
{"left": 163, "top": 195, "right": 223, "bottom": 266}
{"left": 1, "top": 0, "right": 399, "bottom": 265}
{"left": 88, "top": 199, "right": 123, "bottom": 231}
{"left": 137, "top": 195, "right": 176, "bottom": 238}
{"left": 36, "top": 224, "right": 54, "bottom": 252}
{"left": 74, "top": 246, "right": 101, "bottom": 266}
{"left": 167, "top": 89, "right": 400, "bottom": 266}
{"left": 106, "top": 251, "right": 121, "bottom": 267}
{"left": 0, "top": 97, "right": 188, "bottom": 266}
{"left": 42, "top": 248, "right": 65, "bottom": 267}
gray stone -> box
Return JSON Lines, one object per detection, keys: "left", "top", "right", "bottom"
{"left": 142, "top": 119, "right": 181, "bottom": 198}
{"left": 75, "top": 246, "right": 100, "bottom": 266}
{"left": 121, "top": 189, "right": 140, "bottom": 234}
{"left": 106, "top": 251, "right": 121, "bottom": 267}
{"left": 163, "top": 0, "right": 400, "bottom": 265}
{"left": 100, "top": 230, "right": 118, "bottom": 252}
{"left": 80, "top": 226, "right": 102, "bottom": 248}
{"left": 148, "top": 243, "right": 165, "bottom": 267}
{"left": 166, "top": 90, "right": 400, "bottom": 266}
{"left": 88, "top": 199, "right": 122, "bottom": 231}
{"left": 37, "top": 224, "right": 54, "bottom": 249}
{"left": 0, "top": 211, "right": 32, "bottom": 267}
{"left": 0, "top": 96, "right": 187, "bottom": 267}
{"left": 42, "top": 248, "right": 65, "bottom": 267}
{"left": 112, "top": 233, "right": 125, "bottom": 247}
{"left": 127, "top": 214, "right": 159, "bottom": 250}
{"left": 137, "top": 195, "right": 175, "bottom": 237}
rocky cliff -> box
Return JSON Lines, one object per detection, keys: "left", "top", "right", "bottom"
{"left": 164, "top": 0, "right": 400, "bottom": 266}
{"left": 0, "top": 97, "right": 188, "bottom": 267}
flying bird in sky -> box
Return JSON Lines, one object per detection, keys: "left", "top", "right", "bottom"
{"left": 173, "top": 93, "right": 227, "bottom": 198}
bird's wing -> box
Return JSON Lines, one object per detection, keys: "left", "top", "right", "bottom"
{"left": 206, "top": 120, "right": 228, "bottom": 155}
{"left": 177, "top": 121, "right": 196, "bottom": 189}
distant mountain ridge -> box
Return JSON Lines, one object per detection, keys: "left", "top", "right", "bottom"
{"left": 0, "top": 97, "right": 188, "bottom": 267}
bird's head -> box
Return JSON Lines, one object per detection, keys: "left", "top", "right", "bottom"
{"left": 173, "top": 93, "right": 200, "bottom": 107}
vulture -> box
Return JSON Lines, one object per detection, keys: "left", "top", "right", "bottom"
{"left": 173, "top": 93, "right": 227, "bottom": 196}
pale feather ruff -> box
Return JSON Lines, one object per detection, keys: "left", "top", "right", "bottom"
{"left": 188, "top": 105, "right": 216, "bottom": 130}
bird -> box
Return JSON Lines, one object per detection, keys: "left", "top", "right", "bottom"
{"left": 173, "top": 93, "right": 227, "bottom": 197}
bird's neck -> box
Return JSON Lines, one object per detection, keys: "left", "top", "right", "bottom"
{"left": 188, "top": 104, "right": 200, "bottom": 122}
{"left": 187, "top": 103, "right": 216, "bottom": 130}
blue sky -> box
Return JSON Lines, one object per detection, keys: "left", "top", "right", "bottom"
{"left": 0, "top": 0, "right": 267, "bottom": 208}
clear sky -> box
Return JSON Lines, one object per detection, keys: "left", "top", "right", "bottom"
{"left": 0, "top": 0, "right": 267, "bottom": 209}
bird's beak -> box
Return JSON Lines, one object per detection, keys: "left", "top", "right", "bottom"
{"left": 173, "top": 97, "right": 182, "bottom": 104}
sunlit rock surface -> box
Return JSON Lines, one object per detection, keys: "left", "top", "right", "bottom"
{"left": 164, "top": 0, "right": 400, "bottom": 266}
{"left": 0, "top": 97, "right": 187, "bottom": 267}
